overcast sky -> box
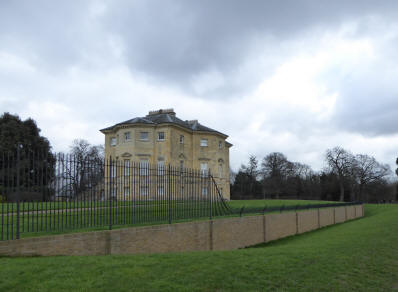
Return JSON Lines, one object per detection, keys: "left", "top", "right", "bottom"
{"left": 1, "top": 0, "right": 398, "bottom": 173}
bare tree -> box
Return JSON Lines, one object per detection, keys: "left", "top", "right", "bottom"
{"left": 260, "top": 152, "right": 294, "bottom": 198}
{"left": 293, "top": 162, "right": 313, "bottom": 179}
{"left": 59, "top": 139, "right": 104, "bottom": 199}
{"left": 353, "top": 154, "right": 391, "bottom": 201}
{"left": 291, "top": 162, "right": 317, "bottom": 198}
{"left": 325, "top": 147, "right": 355, "bottom": 202}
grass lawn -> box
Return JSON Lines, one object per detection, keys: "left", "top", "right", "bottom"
{"left": 0, "top": 200, "right": 210, "bottom": 213}
{"left": 227, "top": 199, "right": 337, "bottom": 209}
{"left": 0, "top": 203, "right": 397, "bottom": 291}
{"left": 1, "top": 199, "right": 332, "bottom": 240}
{"left": 0, "top": 198, "right": 335, "bottom": 214}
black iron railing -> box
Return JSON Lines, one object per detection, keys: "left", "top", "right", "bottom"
{"left": 0, "top": 148, "right": 362, "bottom": 241}
{"left": 0, "top": 149, "right": 230, "bottom": 240}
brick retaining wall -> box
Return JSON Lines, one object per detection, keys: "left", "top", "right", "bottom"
{"left": 0, "top": 204, "right": 364, "bottom": 256}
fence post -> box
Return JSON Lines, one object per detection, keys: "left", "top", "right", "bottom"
{"left": 109, "top": 158, "right": 112, "bottom": 230}
{"left": 208, "top": 170, "right": 212, "bottom": 220}
{"left": 168, "top": 164, "right": 172, "bottom": 224}
{"left": 16, "top": 145, "right": 21, "bottom": 239}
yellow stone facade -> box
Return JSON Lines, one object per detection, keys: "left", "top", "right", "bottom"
{"left": 100, "top": 109, "right": 232, "bottom": 199}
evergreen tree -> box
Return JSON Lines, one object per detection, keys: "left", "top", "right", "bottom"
{"left": 396, "top": 158, "right": 398, "bottom": 201}
{"left": 0, "top": 113, "right": 55, "bottom": 201}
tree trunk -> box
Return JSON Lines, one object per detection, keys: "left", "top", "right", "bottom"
{"left": 396, "top": 185, "right": 398, "bottom": 202}
{"left": 275, "top": 186, "right": 280, "bottom": 199}
{"left": 357, "top": 185, "right": 363, "bottom": 202}
{"left": 262, "top": 185, "right": 266, "bottom": 200}
{"left": 349, "top": 183, "right": 356, "bottom": 202}
{"left": 395, "top": 182, "right": 398, "bottom": 202}
{"left": 274, "top": 191, "right": 279, "bottom": 199}
{"left": 339, "top": 182, "right": 345, "bottom": 202}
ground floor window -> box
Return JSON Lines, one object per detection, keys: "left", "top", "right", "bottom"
{"left": 140, "top": 186, "right": 149, "bottom": 196}
{"left": 157, "top": 160, "right": 165, "bottom": 176}
{"left": 111, "top": 187, "right": 116, "bottom": 199}
{"left": 111, "top": 165, "right": 116, "bottom": 178}
{"left": 124, "top": 187, "right": 130, "bottom": 197}
{"left": 140, "top": 159, "right": 149, "bottom": 176}
{"left": 124, "top": 160, "right": 130, "bottom": 176}
{"left": 200, "top": 162, "right": 208, "bottom": 177}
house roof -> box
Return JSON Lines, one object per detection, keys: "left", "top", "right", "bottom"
{"left": 100, "top": 109, "right": 228, "bottom": 138}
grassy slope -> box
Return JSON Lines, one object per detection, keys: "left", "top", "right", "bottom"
{"left": 0, "top": 204, "right": 397, "bottom": 291}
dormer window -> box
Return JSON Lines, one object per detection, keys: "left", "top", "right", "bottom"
{"left": 110, "top": 137, "right": 117, "bottom": 146}
{"left": 200, "top": 139, "right": 208, "bottom": 147}
{"left": 158, "top": 132, "right": 165, "bottom": 141}
{"left": 140, "top": 132, "right": 149, "bottom": 141}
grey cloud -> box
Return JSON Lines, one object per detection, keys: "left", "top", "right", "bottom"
{"left": 333, "top": 73, "right": 398, "bottom": 136}
{"left": 104, "top": 0, "right": 398, "bottom": 96}
{"left": 2, "top": 0, "right": 398, "bottom": 97}
{"left": 2, "top": 1, "right": 398, "bottom": 136}
{"left": 323, "top": 31, "right": 398, "bottom": 136}
{"left": 0, "top": 1, "right": 112, "bottom": 71}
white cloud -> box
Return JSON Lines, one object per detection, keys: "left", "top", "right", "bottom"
{"left": 0, "top": 51, "right": 36, "bottom": 74}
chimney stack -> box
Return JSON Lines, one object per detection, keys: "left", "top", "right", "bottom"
{"left": 147, "top": 108, "right": 175, "bottom": 116}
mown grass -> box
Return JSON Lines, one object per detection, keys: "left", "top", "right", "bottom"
{"left": 0, "top": 198, "right": 334, "bottom": 214}
{"left": 0, "top": 201, "right": 224, "bottom": 239}
{"left": 227, "top": 199, "right": 337, "bottom": 209}
{"left": 0, "top": 200, "right": 188, "bottom": 214}
{"left": 0, "top": 203, "right": 397, "bottom": 291}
